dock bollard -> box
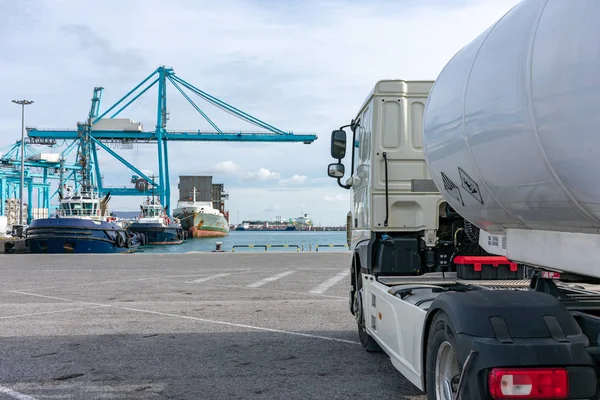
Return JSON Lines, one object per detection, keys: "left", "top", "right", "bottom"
{"left": 212, "top": 242, "right": 224, "bottom": 252}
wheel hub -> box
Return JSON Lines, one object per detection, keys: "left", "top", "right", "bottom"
{"left": 435, "top": 341, "right": 460, "bottom": 400}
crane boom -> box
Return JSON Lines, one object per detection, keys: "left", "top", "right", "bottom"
{"left": 26, "top": 65, "right": 317, "bottom": 213}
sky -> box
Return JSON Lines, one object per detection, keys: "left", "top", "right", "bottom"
{"left": 0, "top": 0, "right": 521, "bottom": 226}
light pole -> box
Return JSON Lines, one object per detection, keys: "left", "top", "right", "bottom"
{"left": 12, "top": 99, "right": 34, "bottom": 227}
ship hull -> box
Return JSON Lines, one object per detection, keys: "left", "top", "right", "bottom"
{"left": 189, "top": 225, "right": 228, "bottom": 238}
{"left": 25, "top": 218, "right": 140, "bottom": 254}
{"left": 127, "top": 222, "right": 184, "bottom": 245}
{"left": 235, "top": 226, "right": 297, "bottom": 231}
{"left": 173, "top": 208, "right": 229, "bottom": 238}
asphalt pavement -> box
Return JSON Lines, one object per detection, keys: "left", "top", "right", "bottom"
{"left": 0, "top": 252, "right": 426, "bottom": 400}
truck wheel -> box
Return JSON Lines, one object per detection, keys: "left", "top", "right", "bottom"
{"left": 425, "top": 311, "right": 468, "bottom": 400}
{"left": 354, "top": 278, "right": 382, "bottom": 352}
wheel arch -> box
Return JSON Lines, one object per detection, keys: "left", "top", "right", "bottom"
{"left": 420, "top": 307, "right": 442, "bottom": 390}
{"left": 350, "top": 251, "right": 361, "bottom": 314}
{"left": 419, "top": 289, "right": 588, "bottom": 393}
{"left": 350, "top": 239, "right": 370, "bottom": 313}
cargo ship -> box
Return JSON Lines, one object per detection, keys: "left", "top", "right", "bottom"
{"left": 233, "top": 214, "right": 312, "bottom": 231}
{"left": 173, "top": 176, "right": 230, "bottom": 238}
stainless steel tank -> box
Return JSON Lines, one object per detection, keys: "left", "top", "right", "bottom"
{"left": 423, "top": 0, "right": 600, "bottom": 235}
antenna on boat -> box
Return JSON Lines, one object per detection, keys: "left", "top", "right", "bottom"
{"left": 149, "top": 175, "right": 157, "bottom": 205}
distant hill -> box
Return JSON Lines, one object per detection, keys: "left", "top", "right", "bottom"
{"left": 111, "top": 211, "right": 140, "bottom": 219}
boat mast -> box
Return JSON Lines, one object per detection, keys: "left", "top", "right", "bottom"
{"left": 76, "top": 120, "right": 93, "bottom": 195}
{"left": 149, "top": 174, "right": 157, "bottom": 205}
{"left": 75, "top": 88, "right": 102, "bottom": 197}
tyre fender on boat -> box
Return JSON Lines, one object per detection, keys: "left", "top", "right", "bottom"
{"left": 115, "top": 233, "right": 125, "bottom": 248}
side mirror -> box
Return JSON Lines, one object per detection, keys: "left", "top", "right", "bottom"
{"left": 330, "top": 129, "right": 347, "bottom": 159}
{"left": 328, "top": 163, "right": 345, "bottom": 178}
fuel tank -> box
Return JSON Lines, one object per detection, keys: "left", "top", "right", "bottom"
{"left": 423, "top": 0, "right": 600, "bottom": 236}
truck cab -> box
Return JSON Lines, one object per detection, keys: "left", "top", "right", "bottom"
{"left": 329, "top": 80, "right": 456, "bottom": 277}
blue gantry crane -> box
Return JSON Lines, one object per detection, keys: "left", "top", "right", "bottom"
{"left": 27, "top": 65, "right": 318, "bottom": 215}
{"left": 0, "top": 139, "right": 82, "bottom": 222}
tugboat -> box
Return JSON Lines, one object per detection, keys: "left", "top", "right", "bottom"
{"left": 127, "top": 193, "right": 186, "bottom": 245}
{"left": 25, "top": 186, "right": 142, "bottom": 254}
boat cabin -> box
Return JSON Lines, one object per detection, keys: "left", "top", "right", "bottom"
{"left": 141, "top": 203, "right": 165, "bottom": 218}
{"left": 137, "top": 198, "right": 172, "bottom": 225}
{"left": 57, "top": 192, "right": 106, "bottom": 220}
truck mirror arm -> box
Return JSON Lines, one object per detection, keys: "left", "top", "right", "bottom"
{"left": 336, "top": 177, "right": 351, "bottom": 190}
{"left": 332, "top": 120, "right": 359, "bottom": 190}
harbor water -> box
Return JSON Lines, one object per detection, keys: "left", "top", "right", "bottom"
{"left": 136, "top": 230, "right": 348, "bottom": 253}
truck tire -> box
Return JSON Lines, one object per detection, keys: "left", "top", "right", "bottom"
{"left": 425, "top": 311, "right": 469, "bottom": 400}
{"left": 354, "top": 276, "right": 382, "bottom": 352}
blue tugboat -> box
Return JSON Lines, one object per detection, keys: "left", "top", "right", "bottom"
{"left": 127, "top": 195, "right": 185, "bottom": 245}
{"left": 25, "top": 186, "right": 142, "bottom": 254}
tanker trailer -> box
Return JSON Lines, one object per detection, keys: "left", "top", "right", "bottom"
{"left": 424, "top": 0, "right": 600, "bottom": 279}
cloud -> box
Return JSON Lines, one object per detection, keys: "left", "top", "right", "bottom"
{"left": 264, "top": 203, "right": 282, "bottom": 212}
{"left": 211, "top": 161, "right": 240, "bottom": 174}
{"left": 324, "top": 194, "right": 346, "bottom": 202}
{"left": 59, "top": 24, "right": 147, "bottom": 77}
{"left": 245, "top": 168, "right": 281, "bottom": 182}
{"left": 278, "top": 174, "right": 308, "bottom": 184}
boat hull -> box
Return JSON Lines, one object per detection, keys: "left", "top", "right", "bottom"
{"left": 173, "top": 208, "right": 229, "bottom": 238}
{"left": 25, "top": 218, "right": 139, "bottom": 254}
{"left": 127, "top": 222, "right": 184, "bottom": 245}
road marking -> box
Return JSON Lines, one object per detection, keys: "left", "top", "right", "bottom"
{"left": 0, "top": 386, "right": 39, "bottom": 400}
{"left": 187, "top": 273, "right": 232, "bottom": 283}
{"left": 149, "top": 278, "right": 347, "bottom": 299}
{"left": 11, "top": 291, "right": 106, "bottom": 306}
{"left": 0, "top": 306, "right": 106, "bottom": 320}
{"left": 10, "top": 291, "right": 360, "bottom": 346}
{"left": 116, "top": 306, "right": 360, "bottom": 345}
{"left": 18, "top": 277, "right": 155, "bottom": 292}
{"left": 309, "top": 269, "right": 350, "bottom": 294}
{"left": 6, "top": 270, "right": 257, "bottom": 292}
{"left": 247, "top": 270, "right": 297, "bottom": 288}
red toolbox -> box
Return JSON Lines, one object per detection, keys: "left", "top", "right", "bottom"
{"left": 453, "top": 255, "right": 524, "bottom": 280}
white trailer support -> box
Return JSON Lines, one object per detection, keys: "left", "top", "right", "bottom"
{"left": 326, "top": 1, "right": 600, "bottom": 398}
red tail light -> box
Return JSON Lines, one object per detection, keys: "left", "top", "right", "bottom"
{"left": 488, "top": 368, "right": 568, "bottom": 399}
